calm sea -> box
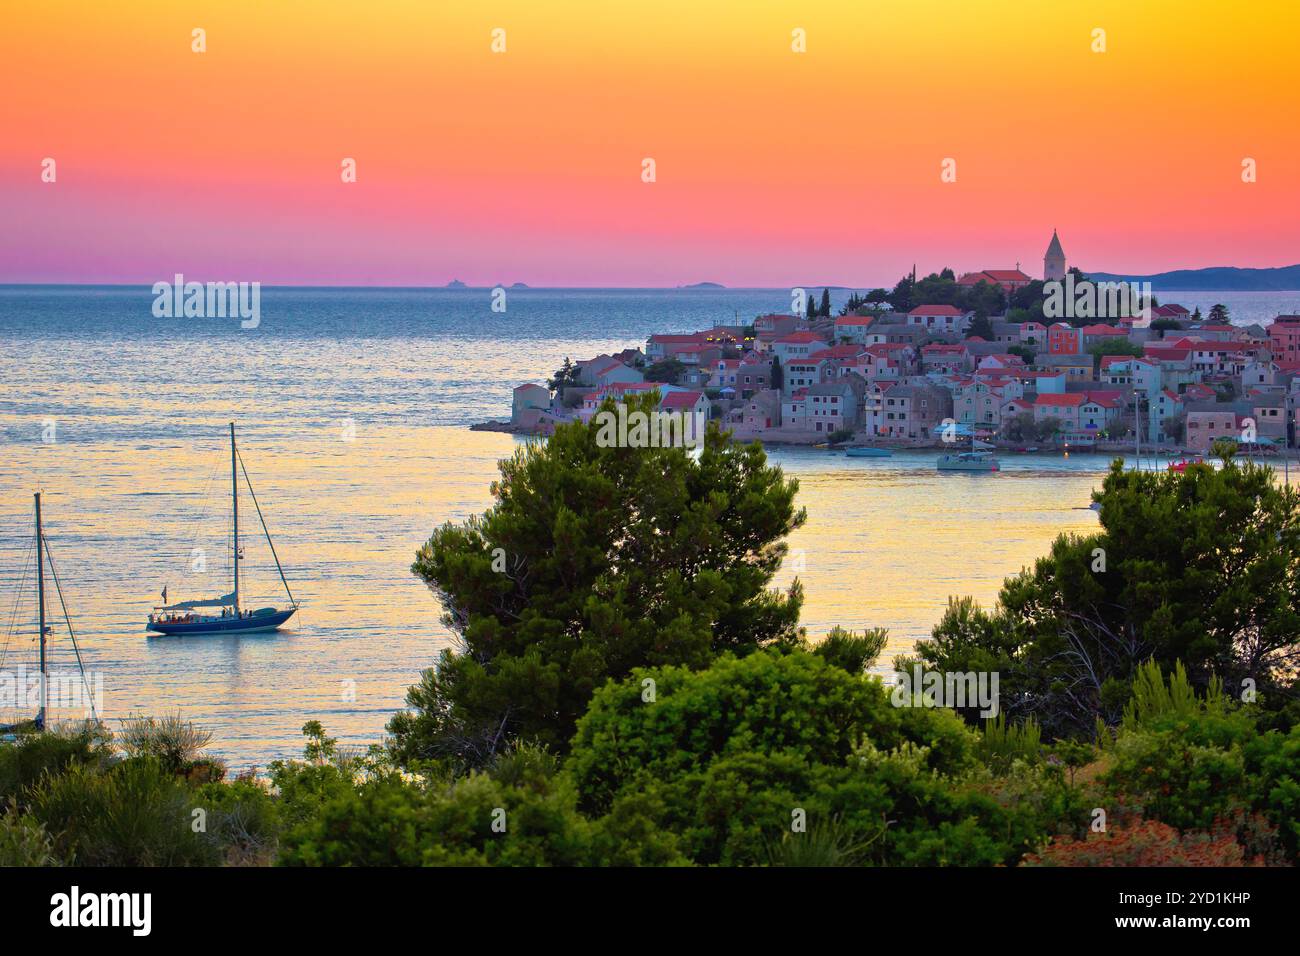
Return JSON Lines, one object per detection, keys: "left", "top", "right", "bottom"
{"left": 1, "top": 286, "right": 1296, "bottom": 766}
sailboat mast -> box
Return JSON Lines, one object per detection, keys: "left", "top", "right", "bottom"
{"left": 231, "top": 422, "right": 240, "bottom": 614}
{"left": 35, "top": 492, "right": 47, "bottom": 730}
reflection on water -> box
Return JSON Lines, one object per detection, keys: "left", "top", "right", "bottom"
{"left": 0, "top": 424, "right": 1113, "bottom": 767}
{"left": 2, "top": 285, "right": 1233, "bottom": 767}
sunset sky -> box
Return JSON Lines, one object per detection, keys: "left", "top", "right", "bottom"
{"left": 2, "top": 0, "right": 1296, "bottom": 287}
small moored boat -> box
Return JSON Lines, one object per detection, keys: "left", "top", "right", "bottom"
{"left": 845, "top": 446, "right": 892, "bottom": 458}
{"left": 1167, "top": 456, "right": 1204, "bottom": 473}
{"left": 937, "top": 450, "right": 1000, "bottom": 472}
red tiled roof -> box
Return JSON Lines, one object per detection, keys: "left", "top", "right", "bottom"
{"left": 835, "top": 315, "right": 874, "bottom": 326}
{"left": 1190, "top": 341, "right": 1256, "bottom": 353}
{"left": 909, "top": 304, "right": 965, "bottom": 316}
{"left": 660, "top": 391, "right": 703, "bottom": 410}
{"left": 982, "top": 269, "right": 1032, "bottom": 282}
{"left": 775, "top": 331, "right": 827, "bottom": 344}
{"left": 1035, "top": 393, "right": 1087, "bottom": 407}
{"left": 1100, "top": 355, "right": 1154, "bottom": 369}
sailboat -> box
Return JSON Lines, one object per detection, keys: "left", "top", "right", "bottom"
{"left": 937, "top": 437, "right": 1001, "bottom": 472}
{"left": 937, "top": 367, "right": 1001, "bottom": 472}
{"left": 147, "top": 423, "right": 298, "bottom": 636}
{"left": 1, "top": 493, "right": 100, "bottom": 734}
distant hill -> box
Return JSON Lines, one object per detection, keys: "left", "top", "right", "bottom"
{"left": 678, "top": 281, "right": 725, "bottom": 289}
{"left": 446, "top": 279, "right": 468, "bottom": 289}
{"left": 1087, "top": 264, "right": 1300, "bottom": 291}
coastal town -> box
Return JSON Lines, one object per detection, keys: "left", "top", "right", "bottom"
{"left": 503, "top": 232, "right": 1300, "bottom": 458}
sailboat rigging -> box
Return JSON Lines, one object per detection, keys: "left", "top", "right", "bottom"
{"left": 147, "top": 423, "right": 298, "bottom": 635}
{"left": 1, "top": 493, "right": 99, "bottom": 733}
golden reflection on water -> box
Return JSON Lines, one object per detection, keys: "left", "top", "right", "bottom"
{"left": 0, "top": 424, "right": 1105, "bottom": 767}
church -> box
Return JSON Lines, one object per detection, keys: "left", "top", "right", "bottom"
{"left": 1044, "top": 229, "right": 1067, "bottom": 281}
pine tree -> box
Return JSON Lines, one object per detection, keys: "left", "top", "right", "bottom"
{"left": 389, "top": 394, "right": 807, "bottom": 766}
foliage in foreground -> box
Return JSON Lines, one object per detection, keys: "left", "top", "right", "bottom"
{"left": 391, "top": 394, "right": 806, "bottom": 767}
{"left": 915, "top": 458, "right": 1300, "bottom": 737}
{"left": 3, "top": 657, "right": 1297, "bottom": 867}
{"left": 6, "top": 425, "right": 1300, "bottom": 866}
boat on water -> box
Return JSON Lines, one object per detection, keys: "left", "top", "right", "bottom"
{"left": 845, "top": 446, "right": 892, "bottom": 458}
{"left": 147, "top": 423, "right": 298, "bottom": 636}
{"left": 1, "top": 493, "right": 99, "bottom": 735}
{"left": 938, "top": 431, "right": 1000, "bottom": 472}
{"left": 1167, "top": 455, "right": 1204, "bottom": 473}
{"left": 936, "top": 450, "right": 1001, "bottom": 472}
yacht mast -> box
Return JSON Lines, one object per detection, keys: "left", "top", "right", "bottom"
{"left": 231, "top": 422, "right": 240, "bottom": 615}
{"left": 35, "top": 492, "right": 47, "bottom": 730}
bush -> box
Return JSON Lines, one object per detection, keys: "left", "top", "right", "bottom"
{"left": 569, "top": 650, "right": 977, "bottom": 815}
{"left": 0, "top": 722, "right": 114, "bottom": 811}
{"left": 29, "top": 758, "right": 219, "bottom": 866}
{"left": 268, "top": 722, "right": 390, "bottom": 830}
{"left": 278, "top": 760, "right": 592, "bottom": 867}
{"left": 195, "top": 780, "right": 281, "bottom": 865}
{"left": 813, "top": 626, "right": 888, "bottom": 675}
{"left": 1025, "top": 819, "right": 1263, "bottom": 867}
{"left": 116, "top": 712, "right": 217, "bottom": 776}
{"left": 1094, "top": 663, "right": 1300, "bottom": 863}
{"left": 0, "top": 810, "right": 60, "bottom": 866}
{"left": 565, "top": 650, "right": 1043, "bottom": 866}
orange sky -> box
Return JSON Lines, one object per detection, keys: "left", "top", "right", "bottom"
{"left": 2, "top": 0, "right": 1297, "bottom": 286}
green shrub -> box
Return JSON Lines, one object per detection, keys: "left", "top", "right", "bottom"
{"left": 1098, "top": 664, "right": 1300, "bottom": 862}
{"left": 0, "top": 810, "right": 60, "bottom": 866}
{"left": 195, "top": 780, "right": 281, "bottom": 865}
{"left": 0, "top": 722, "right": 113, "bottom": 810}
{"left": 813, "top": 626, "right": 889, "bottom": 675}
{"left": 116, "top": 712, "right": 216, "bottom": 776}
{"left": 570, "top": 650, "right": 977, "bottom": 816}
{"left": 29, "top": 758, "right": 218, "bottom": 866}
{"left": 977, "top": 714, "right": 1043, "bottom": 774}
{"left": 277, "top": 770, "right": 592, "bottom": 867}
{"left": 564, "top": 650, "right": 1048, "bottom": 866}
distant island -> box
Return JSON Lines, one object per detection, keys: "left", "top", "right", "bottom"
{"left": 446, "top": 279, "right": 468, "bottom": 289}
{"left": 678, "top": 281, "right": 726, "bottom": 289}
{"left": 1088, "top": 263, "right": 1300, "bottom": 291}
